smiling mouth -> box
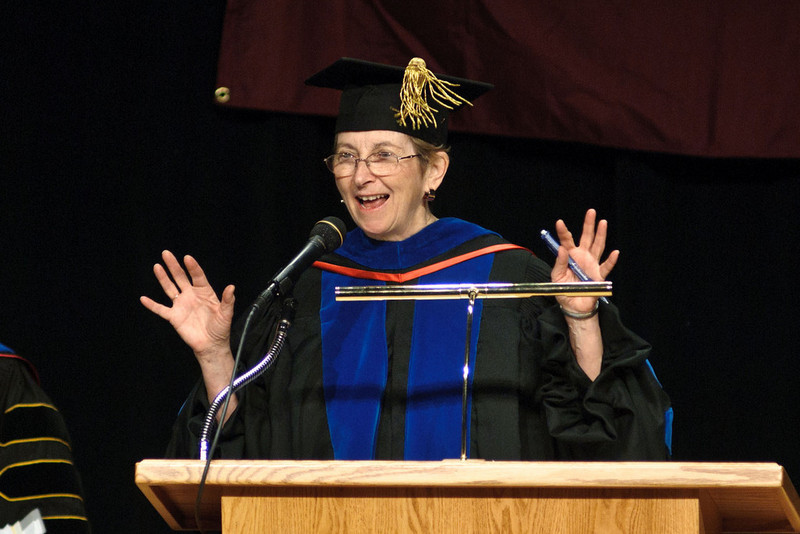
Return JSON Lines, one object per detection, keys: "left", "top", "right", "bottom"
{"left": 357, "top": 194, "right": 389, "bottom": 208}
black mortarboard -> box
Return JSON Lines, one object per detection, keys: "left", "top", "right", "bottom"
{"left": 305, "top": 57, "right": 493, "bottom": 145}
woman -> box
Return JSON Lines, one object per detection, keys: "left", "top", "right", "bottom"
{"left": 141, "top": 58, "right": 671, "bottom": 461}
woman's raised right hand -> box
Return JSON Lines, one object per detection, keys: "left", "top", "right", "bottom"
{"left": 140, "top": 250, "right": 236, "bottom": 363}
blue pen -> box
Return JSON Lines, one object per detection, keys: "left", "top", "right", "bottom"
{"left": 539, "top": 229, "right": 609, "bottom": 304}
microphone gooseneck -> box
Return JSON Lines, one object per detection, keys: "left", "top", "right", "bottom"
{"left": 194, "top": 216, "right": 346, "bottom": 528}
{"left": 199, "top": 299, "right": 297, "bottom": 460}
{"left": 199, "top": 216, "right": 346, "bottom": 460}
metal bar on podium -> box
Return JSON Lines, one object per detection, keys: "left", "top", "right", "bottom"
{"left": 335, "top": 281, "right": 612, "bottom": 460}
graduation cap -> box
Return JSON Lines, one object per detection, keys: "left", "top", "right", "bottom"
{"left": 305, "top": 57, "right": 493, "bottom": 145}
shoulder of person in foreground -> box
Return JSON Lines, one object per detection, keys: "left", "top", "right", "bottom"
{"left": 0, "top": 344, "right": 91, "bottom": 532}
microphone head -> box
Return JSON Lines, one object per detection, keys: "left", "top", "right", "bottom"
{"left": 310, "top": 216, "right": 347, "bottom": 253}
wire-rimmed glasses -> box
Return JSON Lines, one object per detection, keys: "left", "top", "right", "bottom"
{"left": 324, "top": 151, "right": 420, "bottom": 178}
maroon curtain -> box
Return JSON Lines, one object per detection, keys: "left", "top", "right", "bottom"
{"left": 214, "top": 1, "right": 800, "bottom": 158}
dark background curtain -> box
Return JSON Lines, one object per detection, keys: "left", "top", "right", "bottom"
{"left": 2, "top": 2, "right": 799, "bottom": 531}
{"left": 214, "top": 1, "right": 800, "bottom": 158}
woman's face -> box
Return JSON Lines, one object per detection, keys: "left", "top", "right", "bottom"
{"left": 334, "top": 130, "right": 444, "bottom": 242}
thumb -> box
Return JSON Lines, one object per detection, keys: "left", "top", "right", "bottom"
{"left": 220, "top": 285, "right": 236, "bottom": 317}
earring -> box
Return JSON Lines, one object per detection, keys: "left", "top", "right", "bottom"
{"left": 340, "top": 199, "right": 345, "bottom": 204}
{"left": 423, "top": 189, "right": 436, "bottom": 202}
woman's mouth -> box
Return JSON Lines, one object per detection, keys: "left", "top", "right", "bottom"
{"left": 357, "top": 194, "right": 389, "bottom": 209}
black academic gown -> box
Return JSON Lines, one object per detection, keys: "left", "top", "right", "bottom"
{"left": 0, "top": 345, "right": 91, "bottom": 533}
{"left": 167, "top": 218, "right": 672, "bottom": 461}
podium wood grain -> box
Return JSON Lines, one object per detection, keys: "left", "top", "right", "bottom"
{"left": 135, "top": 460, "right": 800, "bottom": 533}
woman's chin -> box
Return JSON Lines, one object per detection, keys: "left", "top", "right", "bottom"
{"left": 360, "top": 223, "right": 390, "bottom": 241}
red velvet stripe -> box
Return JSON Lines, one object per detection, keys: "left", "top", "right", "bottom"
{"left": 0, "top": 352, "right": 41, "bottom": 385}
{"left": 313, "top": 243, "right": 528, "bottom": 283}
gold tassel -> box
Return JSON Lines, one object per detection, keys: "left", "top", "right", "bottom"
{"left": 394, "top": 58, "right": 473, "bottom": 130}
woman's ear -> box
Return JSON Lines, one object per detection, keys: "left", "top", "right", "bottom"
{"left": 425, "top": 151, "right": 449, "bottom": 192}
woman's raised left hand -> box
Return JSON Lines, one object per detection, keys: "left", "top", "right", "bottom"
{"left": 550, "top": 209, "right": 619, "bottom": 315}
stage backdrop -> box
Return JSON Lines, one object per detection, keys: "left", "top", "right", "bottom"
{"left": 213, "top": 1, "right": 800, "bottom": 158}
{"left": 3, "top": 1, "right": 800, "bottom": 532}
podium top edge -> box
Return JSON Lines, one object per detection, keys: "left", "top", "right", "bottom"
{"left": 135, "top": 460, "right": 788, "bottom": 489}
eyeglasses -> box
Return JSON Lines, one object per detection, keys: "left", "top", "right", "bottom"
{"left": 323, "top": 151, "right": 421, "bottom": 178}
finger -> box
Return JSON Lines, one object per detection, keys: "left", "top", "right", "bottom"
{"left": 550, "top": 246, "right": 573, "bottom": 282}
{"left": 161, "top": 250, "right": 193, "bottom": 292}
{"left": 590, "top": 218, "right": 609, "bottom": 259}
{"left": 183, "top": 254, "right": 210, "bottom": 288}
{"left": 139, "top": 295, "right": 171, "bottom": 320}
{"left": 554, "top": 219, "right": 576, "bottom": 248}
{"left": 153, "top": 262, "right": 180, "bottom": 300}
{"left": 579, "top": 209, "right": 597, "bottom": 249}
{"left": 599, "top": 250, "right": 620, "bottom": 279}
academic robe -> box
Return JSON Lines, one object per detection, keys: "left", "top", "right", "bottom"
{"left": 0, "top": 343, "right": 91, "bottom": 533}
{"left": 167, "top": 218, "right": 672, "bottom": 461}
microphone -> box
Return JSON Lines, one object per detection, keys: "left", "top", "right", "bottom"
{"left": 252, "top": 216, "right": 346, "bottom": 311}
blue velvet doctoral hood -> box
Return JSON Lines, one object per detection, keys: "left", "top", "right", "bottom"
{"left": 318, "top": 218, "right": 502, "bottom": 460}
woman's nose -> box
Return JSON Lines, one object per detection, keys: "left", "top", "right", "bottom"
{"left": 352, "top": 159, "right": 375, "bottom": 185}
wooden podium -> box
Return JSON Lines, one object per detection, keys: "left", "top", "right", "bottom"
{"left": 136, "top": 460, "right": 800, "bottom": 533}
